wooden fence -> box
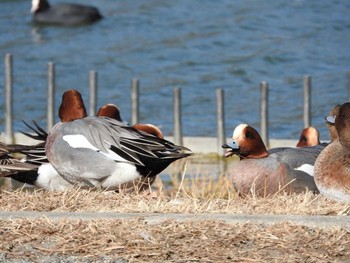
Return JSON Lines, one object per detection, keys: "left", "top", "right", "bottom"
{"left": 3, "top": 53, "right": 345, "bottom": 154}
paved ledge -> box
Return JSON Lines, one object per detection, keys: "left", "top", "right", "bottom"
{"left": 0, "top": 211, "right": 349, "bottom": 229}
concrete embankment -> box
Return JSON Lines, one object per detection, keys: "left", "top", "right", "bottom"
{"left": 0, "top": 211, "right": 349, "bottom": 229}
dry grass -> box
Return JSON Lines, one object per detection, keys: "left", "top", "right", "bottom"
{"left": 0, "top": 176, "right": 349, "bottom": 216}
{"left": 0, "top": 157, "right": 347, "bottom": 215}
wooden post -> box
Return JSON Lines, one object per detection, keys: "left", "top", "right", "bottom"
{"left": 3, "top": 54, "right": 13, "bottom": 190}
{"left": 131, "top": 78, "right": 139, "bottom": 125}
{"left": 4, "top": 53, "right": 13, "bottom": 144}
{"left": 173, "top": 87, "right": 183, "bottom": 146}
{"left": 216, "top": 88, "right": 226, "bottom": 155}
{"left": 47, "top": 62, "right": 55, "bottom": 130}
{"left": 303, "top": 75, "right": 311, "bottom": 128}
{"left": 260, "top": 81, "right": 269, "bottom": 148}
{"left": 89, "top": 70, "right": 97, "bottom": 116}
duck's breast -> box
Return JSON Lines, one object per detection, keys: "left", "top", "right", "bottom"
{"left": 314, "top": 141, "right": 350, "bottom": 202}
{"left": 230, "top": 157, "right": 291, "bottom": 196}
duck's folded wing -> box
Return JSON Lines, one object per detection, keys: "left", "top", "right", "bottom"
{"left": 62, "top": 117, "right": 192, "bottom": 168}
{"left": 0, "top": 157, "right": 38, "bottom": 177}
{"left": 271, "top": 144, "right": 327, "bottom": 169}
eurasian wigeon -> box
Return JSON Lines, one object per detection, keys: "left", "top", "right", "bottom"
{"left": 97, "top": 103, "right": 164, "bottom": 139}
{"left": 325, "top": 104, "right": 340, "bottom": 142}
{"left": 296, "top": 126, "right": 321, "bottom": 147}
{"left": 314, "top": 102, "right": 350, "bottom": 202}
{"left": 10, "top": 103, "right": 166, "bottom": 192}
{"left": 96, "top": 104, "right": 123, "bottom": 122}
{"left": 132, "top": 124, "right": 164, "bottom": 140}
{"left": 31, "top": 0, "right": 102, "bottom": 26}
{"left": 8, "top": 104, "right": 124, "bottom": 191}
{"left": 8, "top": 103, "right": 124, "bottom": 191}
{"left": 45, "top": 89, "right": 192, "bottom": 191}
{"left": 222, "top": 124, "right": 325, "bottom": 197}
{"left": 96, "top": 103, "right": 166, "bottom": 191}
{"left": 7, "top": 121, "right": 73, "bottom": 191}
{"left": 0, "top": 141, "right": 38, "bottom": 178}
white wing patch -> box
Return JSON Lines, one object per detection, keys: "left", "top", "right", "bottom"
{"left": 63, "top": 135, "right": 100, "bottom": 151}
{"left": 294, "top": 164, "right": 314, "bottom": 176}
{"left": 63, "top": 135, "right": 129, "bottom": 162}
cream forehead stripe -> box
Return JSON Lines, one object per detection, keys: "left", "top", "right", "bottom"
{"left": 232, "top": 124, "right": 248, "bottom": 138}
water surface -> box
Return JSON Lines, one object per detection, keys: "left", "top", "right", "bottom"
{"left": 1, "top": 0, "right": 350, "bottom": 141}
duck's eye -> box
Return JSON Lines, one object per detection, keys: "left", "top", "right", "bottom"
{"left": 246, "top": 131, "right": 252, "bottom": 138}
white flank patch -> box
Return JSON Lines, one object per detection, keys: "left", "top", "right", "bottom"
{"left": 37, "top": 163, "right": 73, "bottom": 191}
{"left": 102, "top": 163, "right": 140, "bottom": 188}
{"left": 294, "top": 164, "right": 314, "bottom": 176}
{"left": 63, "top": 135, "right": 129, "bottom": 163}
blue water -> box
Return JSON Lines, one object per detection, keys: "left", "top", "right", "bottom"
{"left": 1, "top": 0, "right": 350, "bottom": 141}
